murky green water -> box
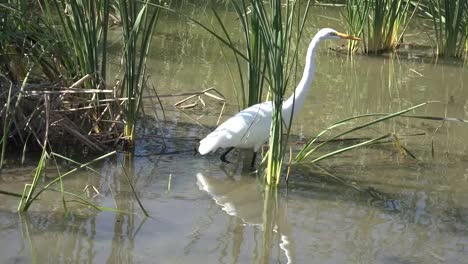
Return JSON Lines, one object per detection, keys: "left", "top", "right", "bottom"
{"left": 2, "top": 3, "right": 468, "bottom": 263}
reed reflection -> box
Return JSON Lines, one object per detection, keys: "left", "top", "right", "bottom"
{"left": 196, "top": 171, "right": 295, "bottom": 263}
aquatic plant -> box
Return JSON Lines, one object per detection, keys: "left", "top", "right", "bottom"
{"left": 199, "top": 0, "right": 313, "bottom": 184}
{"left": 172, "top": 0, "right": 310, "bottom": 185}
{"left": 0, "top": 0, "right": 158, "bottom": 212}
{"left": 291, "top": 99, "right": 468, "bottom": 175}
{"left": 213, "top": 0, "right": 266, "bottom": 109}
{"left": 0, "top": 0, "right": 161, "bottom": 158}
{"left": 426, "top": 0, "right": 468, "bottom": 58}
{"left": 48, "top": 0, "right": 109, "bottom": 87}
{"left": 344, "top": 0, "right": 369, "bottom": 53}
{"left": 118, "top": 0, "right": 161, "bottom": 147}
{"left": 0, "top": 1, "right": 66, "bottom": 167}
{"left": 344, "top": 0, "right": 416, "bottom": 54}
{"left": 247, "top": 0, "right": 312, "bottom": 185}
{"left": 293, "top": 102, "right": 429, "bottom": 165}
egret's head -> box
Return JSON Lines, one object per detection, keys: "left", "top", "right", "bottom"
{"left": 318, "top": 28, "right": 362, "bottom": 41}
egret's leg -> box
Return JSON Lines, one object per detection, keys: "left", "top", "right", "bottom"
{"left": 220, "top": 147, "right": 234, "bottom": 163}
{"left": 250, "top": 152, "right": 257, "bottom": 168}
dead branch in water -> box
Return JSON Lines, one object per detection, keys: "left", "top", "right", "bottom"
{"left": 0, "top": 76, "right": 132, "bottom": 160}
{"left": 174, "top": 87, "right": 227, "bottom": 126}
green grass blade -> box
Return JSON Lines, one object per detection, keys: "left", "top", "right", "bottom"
{"left": 121, "top": 163, "right": 149, "bottom": 217}
{"left": 295, "top": 102, "right": 430, "bottom": 163}
{"left": 20, "top": 142, "right": 48, "bottom": 211}
{"left": 307, "top": 134, "right": 391, "bottom": 164}
{"left": 28, "top": 151, "right": 117, "bottom": 205}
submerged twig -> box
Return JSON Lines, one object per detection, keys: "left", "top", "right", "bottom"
{"left": 174, "top": 87, "right": 226, "bottom": 109}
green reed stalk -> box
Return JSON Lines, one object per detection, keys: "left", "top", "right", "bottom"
{"left": 0, "top": 71, "right": 29, "bottom": 169}
{"left": 118, "top": 0, "right": 160, "bottom": 147}
{"left": 427, "top": 0, "right": 468, "bottom": 58}
{"left": 50, "top": 0, "right": 109, "bottom": 87}
{"left": 294, "top": 102, "right": 429, "bottom": 164}
{"left": 20, "top": 151, "right": 117, "bottom": 211}
{"left": 344, "top": 0, "right": 416, "bottom": 54}
{"left": 344, "top": 0, "right": 370, "bottom": 53}
{"left": 238, "top": 1, "right": 266, "bottom": 108}
{"left": 47, "top": 0, "right": 112, "bottom": 136}
{"left": 236, "top": 0, "right": 266, "bottom": 108}
{"left": 18, "top": 142, "right": 48, "bottom": 211}
{"left": 249, "top": 0, "right": 311, "bottom": 185}
{"left": 372, "top": 0, "right": 414, "bottom": 53}
{"left": 246, "top": 6, "right": 265, "bottom": 107}
{"left": 253, "top": 0, "right": 285, "bottom": 185}
{"left": 212, "top": 0, "right": 266, "bottom": 108}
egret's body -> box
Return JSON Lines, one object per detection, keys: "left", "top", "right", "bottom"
{"left": 198, "top": 28, "right": 361, "bottom": 161}
{"left": 199, "top": 101, "right": 272, "bottom": 154}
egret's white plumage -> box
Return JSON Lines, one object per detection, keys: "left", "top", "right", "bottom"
{"left": 199, "top": 28, "right": 361, "bottom": 156}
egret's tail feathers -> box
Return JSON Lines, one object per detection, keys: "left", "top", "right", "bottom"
{"left": 198, "top": 136, "right": 220, "bottom": 155}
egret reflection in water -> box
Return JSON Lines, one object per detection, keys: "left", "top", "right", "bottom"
{"left": 196, "top": 172, "right": 295, "bottom": 263}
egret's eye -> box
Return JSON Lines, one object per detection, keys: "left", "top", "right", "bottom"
{"left": 330, "top": 32, "right": 337, "bottom": 36}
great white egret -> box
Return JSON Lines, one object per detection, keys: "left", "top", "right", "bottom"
{"left": 198, "top": 28, "right": 361, "bottom": 165}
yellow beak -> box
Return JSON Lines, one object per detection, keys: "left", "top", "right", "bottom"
{"left": 336, "top": 32, "right": 362, "bottom": 41}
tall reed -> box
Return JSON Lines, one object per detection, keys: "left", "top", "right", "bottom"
{"left": 230, "top": 1, "right": 266, "bottom": 108}
{"left": 344, "top": 0, "right": 416, "bottom": 54}
{"left": 117, "top": 0, "right": 160, "bottom": 147}
{"left": 0, "top": 0, "right": 66, "bottom": 83}
{"left": 0, "top": 0, "right": 159, "bottom": 211}
{"left": 0, "top": 1, "right": 47, "bottom": 168}
{"left": 249, "top": 0, "right": 311, "bottom": 185}
{"left": 427, "top": 0, "right": 468, "bottom": 58}
{"left": 179, "top": 0, "right": 308, "bottom": 184}
{"left": 210, "top": 0, "right": 311, "bottom": 184}
{"left": 48, "top": 0, "right": 109, "bottom": 87}
{"left": 209, "top": 0, "right": 266, "bottom": 109}
{"left": 344, "top": 0, "right": 370, "bottom": 53}
{"left": 1, "top": 0, "right": 115, "bottom": 164}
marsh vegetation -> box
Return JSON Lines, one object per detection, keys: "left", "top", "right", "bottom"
{"left": 0, "top": 0, "right": 468, "bottom": 260}
{"left": 0, "top": 1, "right": 468, "bottom": 261}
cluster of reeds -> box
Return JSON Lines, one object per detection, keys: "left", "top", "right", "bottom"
{"left": 253, "top": 0, "right": 312, "bottom": 185}
{"left": 344, "top": 0, "right": 369, "bottom": 53}
{"left": 213, "top": 0, "right": 312, "bottom": 185}
{"left": 1, "top": 0, "right": 159, "bottom": 158}
{"left": 344, "top": 0, "right": 415, "bottom": 54}
{"left": 189, "top": 0, "right": 310, "bottom": 185}
{"left": 118, "top": 0, "right": 160, "bottom": 146}
{"left": 214, "top": 0, "right": 266, "bottom": 109}
{"left": 344, "top": 0, "right": 468, "bottom": 58}
{"left": 425, "top": 0, "right": 468, "bottom": 58}
{"left": 1, "top": 0, "right": 159, "bottom": 211}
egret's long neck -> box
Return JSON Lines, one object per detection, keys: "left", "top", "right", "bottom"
{"left": 283, "top": 36, "right": 321, "bottom": 119}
